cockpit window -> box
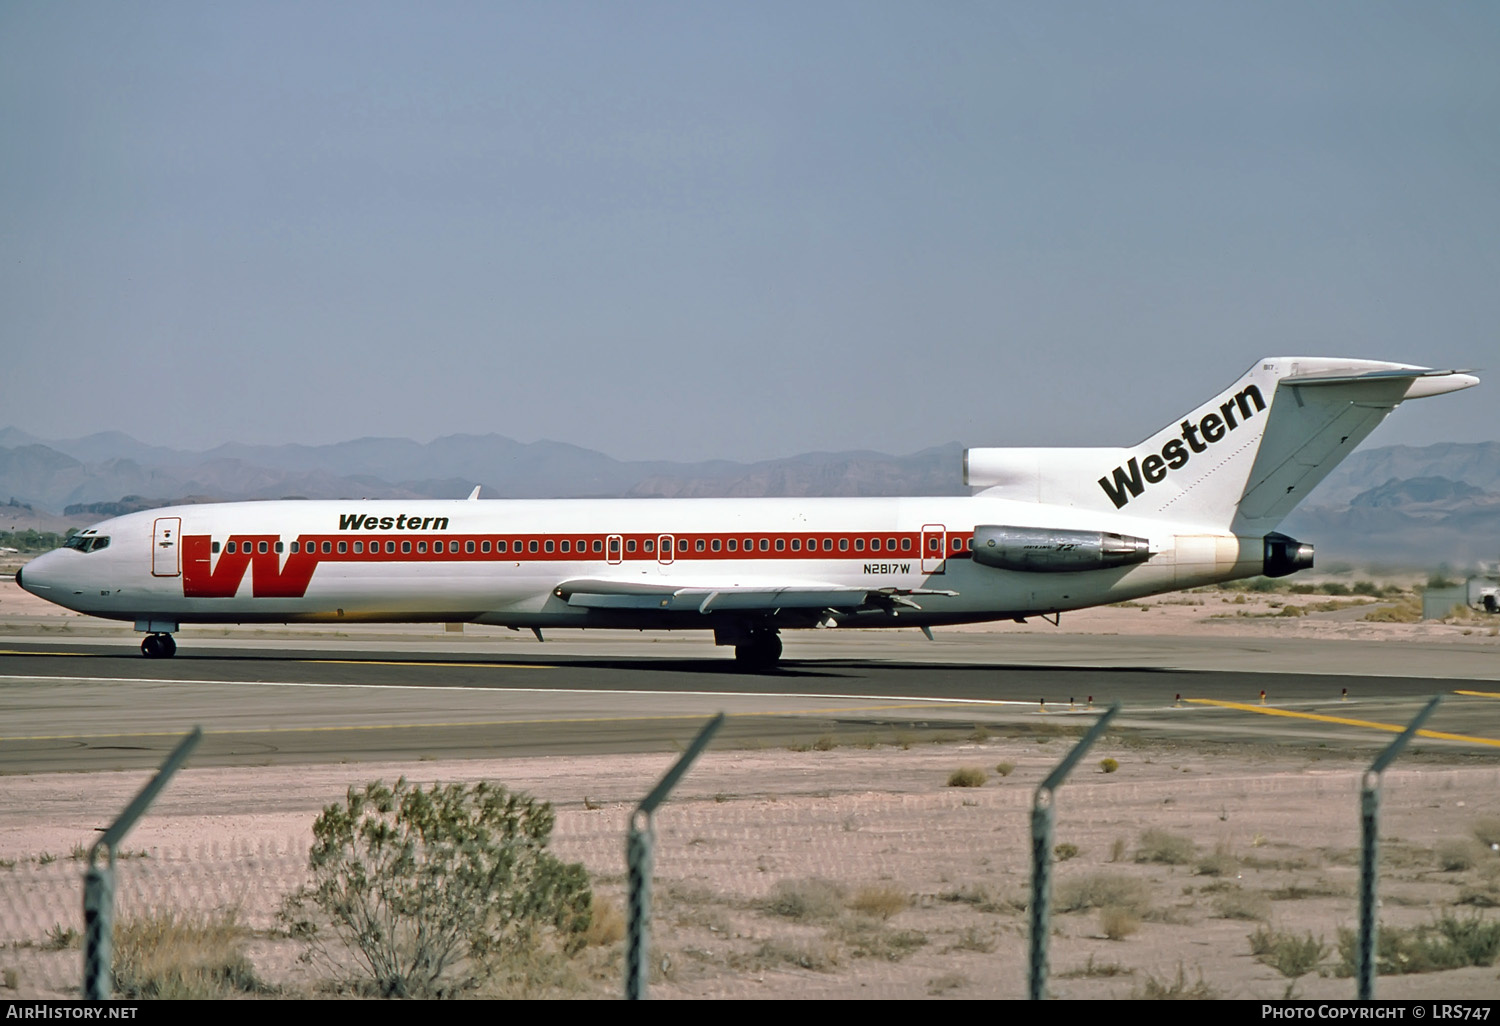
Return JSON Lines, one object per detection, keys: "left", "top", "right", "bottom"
{"left": 63, "top": 535, "right": 110, "bottom": 553}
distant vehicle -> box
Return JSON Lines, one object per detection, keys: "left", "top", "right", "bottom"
{"left": 17, "top": 358, "right": 1478, "bottom": 663}
{"left": 0, "top": 546, "right": 17, "bottom": 554}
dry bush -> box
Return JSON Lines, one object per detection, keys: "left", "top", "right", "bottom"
{"left": 1099, "top": 758, "right": 1119, "bottom": 774}
{"left": 1195, "top": 847, "right": 1239, "bottom": 877}
{"left": 748, "top": 939, "right": 841, "bottom": 973}
{"left": 994, "top": 761, "right": 1015, "bottom": 777}
{"left": 1211, "top": 886, "right": 1270, "bottom": 921}
{"left": 765, "top": 877, "right": 847, "bottom": 922}
{"left": 927, "top": 972, "right": 970, "bottom": 996}
{"left": 1131, "top": 963, "right": 1216, "bottom": 999}
{"left": 834, "top": 918, "right": 928, "bottom": 962}
{"left": 1058, "top": 954, "right": 1132, "bottom": 979}
{"left": 944, "top": 926, "right": 995, "bottom": 953}
{"left": 112, "top": 910, "right": 264, "bottom": 999}
{"left": 1054, "top": 873, "right": 1152, "bottom": 915}
{"left": 1268, "top": 878, "right": 1350, "bottom": 900}
{"left": 1109, "top": 837, "right": 1128, "bottom": 863}
{"left": 1473, "top": 818, "right": 1500, "bottom": 849}
{"left": 1100, "top": 905, "right": 1141, "bottom": 941}
{"left": 1135, "top": 829, "right": 1196, "bottom": 865}
{"left": 1362, "top": 597, "right": 1421, "bottom": 623}
{"left": 848, "top": 885, "right": 909, "bottom": 920}
{"left": 583, "top": 896, "right": 626, "bottom": 946}
{"left": 1438, "top": 838, "right": 1487, "bottom": 872}
{"left": 947, "top": 766, "right": 987, "bottom": 788}
{"left": 1054, "top": 842, "right": 1080, "bottom": 862}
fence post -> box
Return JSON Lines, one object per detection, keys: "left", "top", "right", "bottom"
{"left": 625, "top": 713, "right": 724, "bottom": 1000}
{"left": 82, "top": 727, "right": 202, "bottom": 1000}
{"left": 1358, "top": 697, "right": 1441, "bottom": 1000}
{"left": 1029, "top": 703, "right": 1119, "bottom": 1001}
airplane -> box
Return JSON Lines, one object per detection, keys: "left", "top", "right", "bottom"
{"left": 16, "top": 357, "right": 1478, "bottom": 666}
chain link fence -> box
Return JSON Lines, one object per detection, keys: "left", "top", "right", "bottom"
{"left": 4, "top": 747, "right": 1500, "bottom": 999}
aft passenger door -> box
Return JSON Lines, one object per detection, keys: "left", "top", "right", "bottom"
{"left": 152, "top": 517, "right": 182, "bottom": 577}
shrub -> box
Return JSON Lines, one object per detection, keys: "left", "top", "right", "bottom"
{"left": 1054, "top": 873, "right": 1152, "bottom": 915}
{"left": 1135, "top": 829, "right": 1196, "bottom": 865}
{"left": 1336, "top": 915, "right": 1500, "bottom": 976}
{"left": 1473, "top": 818, "right": 1500, "bottom": 849}
{"left": 280, "top": 777, "right": 591, "bottom": 998}
{"left": 1054, "top": 843, "right": 1080, "bottom": 862}
{"left": 947, "top": 767, "right": 987, "bottom": 788}
{"left": 994, "top": 761, "right": 1015, "bottom": 777}
{"left": 1132, "top": 963, "right": 1216, "bottom": 999}
{"left": 766, "top": 877, "right": 846, "bottom": 921}
{"left": 1100, "top": 905, "right": 1140, "bottom": 940}
{"left": 848, "top": 885, "right": 909, "bottom": 920}
{"left": 1099, "top": 758, "right": 1119, "bottom": 774}
{"left": 1249, "top": 927, "right": 1327, "bottom": 978}
{"left": 1212, "top": 887, "right": 1270, "bottom": 921}
{"left": 1438, "top": 838, "right": 1486, "bottom": 872}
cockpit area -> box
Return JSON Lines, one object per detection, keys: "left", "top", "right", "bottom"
{"left": 62, "top": 531, "right": 110, "bottom": 553}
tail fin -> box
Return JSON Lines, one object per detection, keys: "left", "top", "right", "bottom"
{"left": 965, "top": 358, "right": 1478, "bottom": 531}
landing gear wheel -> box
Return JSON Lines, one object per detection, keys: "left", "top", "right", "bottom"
{"left": 734, "top": 631, "right": 782, "bottom": 670}
{"left": 141, "top": 633, "right": 177, "bottom": 658}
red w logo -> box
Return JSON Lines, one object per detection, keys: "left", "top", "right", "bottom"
{"left": 182, "top": 536, "right": 317, "bottom": 598}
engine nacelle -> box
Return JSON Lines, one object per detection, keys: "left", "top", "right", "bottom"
{"left": 1263, "top": 532, "right": 1314, "bottom": 577}
{"left": 972, "top": 525, "right": 1151, "bottom": 573}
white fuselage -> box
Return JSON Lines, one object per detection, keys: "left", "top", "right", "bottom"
{"left": 18, "top": 495, "right": 1261, "bottom": 631}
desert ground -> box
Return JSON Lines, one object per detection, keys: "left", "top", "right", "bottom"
{"left": 2, "top": 574, "right": 1499, "bottom": 1000}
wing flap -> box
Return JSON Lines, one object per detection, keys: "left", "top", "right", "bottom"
{"left": 554, "top": 578, "right": 956, "bottom": 614}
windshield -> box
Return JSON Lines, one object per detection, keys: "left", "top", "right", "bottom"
{"left": 62, "top": 534, "right": 110, "bottom": 553}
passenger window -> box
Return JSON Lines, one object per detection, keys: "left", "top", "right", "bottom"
{"left": 626, "top": 539, "right": 636, "bottom": 552}
{"left": 212, "top": 541, "right": 221, "bottom": 554}
{"left": 791, "top": 539, "right": 801, "bottom": 551}
{"left": 545, "top": 540, "right": 555, "bottom": 553}
{"left": 727, "top": 538, "right": 737, "bottom": 552}
{"left": 855, "top": 539, "right": 865, "bottom": 552}
{"left": 401, "top": 541, "right": 411, "bottom": 553}
{"left": 953, "top": 538, "right": 962, "bottom": 551}
{"left": 870, "top": 538, "right": 880, "bottom": 552}
{"left": 354, "top": 541, "right": 363, "bottom": 553}
{"left": 899, "top": 538, "right": 909, "bottom": 551}
{"left": 496, "top": 540, "right": 507, "bottom": 553}
{"left": 338, "top": 541, "right": 348, "bottom": 553}
{"left": 465, "top": 540, "right": 474, "bottom": 553}
{"left": 823, "top": 538, "right": 832, "bottom": 551}
{"left": 528, "top": 540, "right": 538, "bottom": 553}
{"left": 644, "top": 540, "right": 654, "bottom": 553}
{"left": 560, "top": 540, "right": 570, "bottom": 553}
{"left": 415, "top": 541, "right": 425, "bottom": 553}
{"left": 322, "top": 541, "right": 332, "bottom": 554}
{"left": 759, "top": 538, "right": 769, "bottom": 552}
{"left": 745, "top": 538, "right": 754, "bottom": 550}
{"left": 433, "top": 541, "right": 443, "bottom": 553}
{"left": 776, "top": 538, "right": 785, "bottom": 551}
{"left": 839, "top": 538, "right": 848, "bottom": 551}
{"left": 592, "top": 539, "right": 602, "bottom": 553}
{"left": 385, "top": 541, "right": 395, "bottom": 553}
{"left": 481, "top": 540, "right": 491, "bottom": 553}
{"left": 891, "top": 537, "right": 900, "bottom": 550}
{"left": 696, "top": 538, "right": 705, "bottom": 552}
{"left": 275, "top": 541, "right": 284, "bottom": 554}
{"left": 257, "top": 541, "right": 268, "bottom": 554}
{"left": 711, "top": 538, "right": 720, "bottom": 552}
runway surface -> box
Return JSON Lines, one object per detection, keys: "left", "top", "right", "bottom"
{"left": 2, "top": 629, "right": 1498, "bottom": 772}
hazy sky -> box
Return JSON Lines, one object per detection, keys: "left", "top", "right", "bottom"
{"left": 2, "top": 2, "right": 1496, "bottom": 463}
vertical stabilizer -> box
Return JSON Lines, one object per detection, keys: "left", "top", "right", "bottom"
{"left": 965, "top": 358, "right": 1478, "bottom": 531}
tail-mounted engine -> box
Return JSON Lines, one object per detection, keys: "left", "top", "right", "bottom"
{"left": 971, "top": 525, "right": 1151, "bottom": 573}
{"left": 1263, "top": 532, "right": 1314, "bottom": 577}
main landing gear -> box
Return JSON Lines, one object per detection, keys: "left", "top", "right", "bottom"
{"left": 734, "top": 629, "right": 782, "bottom": 670}
{"left": 141, "top": 633, "right": 176, "bottom": 659}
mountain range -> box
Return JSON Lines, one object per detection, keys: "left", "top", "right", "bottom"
{"left": 1, "top": 428, "right": 1495, "bottom": 568}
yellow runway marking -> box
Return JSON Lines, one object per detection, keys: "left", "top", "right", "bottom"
{"left": 1184, "top": 698, "right": 1500, "bottom": 747}
{"left": 0, "top": 703, "right": 960, "bottom": 744}
{"left": 308, "top": 659, "right": 546, "bottom": 669}
{"left": 1456, "top": 691, "right": 1500, "bottom": 700}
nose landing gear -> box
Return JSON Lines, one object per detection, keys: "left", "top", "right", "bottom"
{"left": 141, "top": 633, "right": 177, "bottom": 659}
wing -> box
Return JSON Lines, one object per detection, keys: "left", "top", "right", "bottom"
{"left": 553, "top": 578, "right": 957, "bottom": 615}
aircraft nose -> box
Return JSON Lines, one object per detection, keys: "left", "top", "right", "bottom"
{"left": 13, "top": 565, "right": 21, "bottom": 591}
{"left": 16, "top": 552, "right": 55, "bottom": 596}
